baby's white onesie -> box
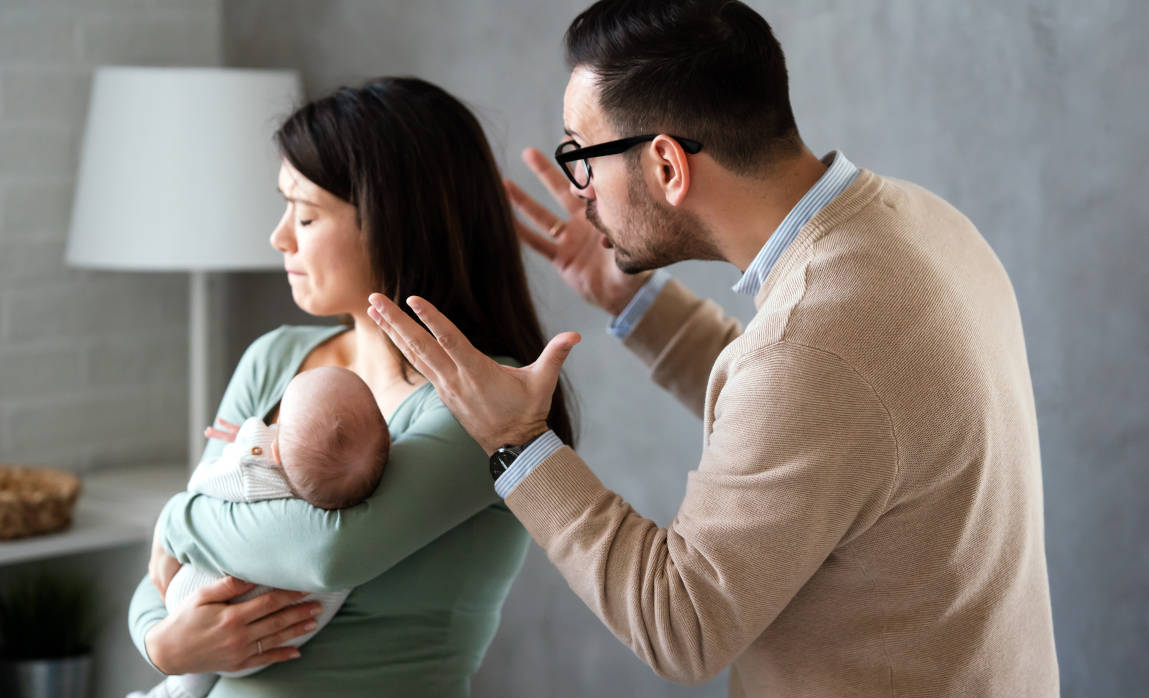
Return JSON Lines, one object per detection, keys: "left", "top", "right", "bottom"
{"left": 130, "top": 418, "right": 349, "bottom": 698}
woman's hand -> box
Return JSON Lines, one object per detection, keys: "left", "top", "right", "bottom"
{"left": 505, "top": 147, "right": 651, "bottom": 316}
{"left": 148, "top": 518, "right": 181, "bottom": 600}
{"left": 144, "top": 576, "right": 320, "bottom": 675}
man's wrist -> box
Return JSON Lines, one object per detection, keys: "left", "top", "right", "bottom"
{"left": 484, "top": 423, "right": 549, "bottom": 456}
{"left": 604, "top": 270, "right": 654, "bottom": 316}
{"left": 492, "top": 430, "right": 565, "bottom": 498}
{"left": 607, "top": 270, "right": 670, "bottom": 339}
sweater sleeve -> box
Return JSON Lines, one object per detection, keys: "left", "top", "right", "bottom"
{"left": 157, "top": 395, "right": 497, "bottom": 592}
{"left": 504, "top": 341, "right": 898, "bottom": 685}
{"left": 622, "top": 279, "right": 742, "bottom": 419}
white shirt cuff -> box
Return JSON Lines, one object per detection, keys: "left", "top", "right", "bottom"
{"left": 493, "top": 430, "right": 564, "bottom": 498}
{"left": 606, "top": 270, "right": 671, "bottom": 338}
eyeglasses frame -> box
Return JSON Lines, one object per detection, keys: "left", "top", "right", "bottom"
{"left": 553, "top": 134, "right": 703, "bottom": 189}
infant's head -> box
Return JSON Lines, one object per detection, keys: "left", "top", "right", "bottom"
{"left": 273, "top": 366, "right": 389, "bottom": 510}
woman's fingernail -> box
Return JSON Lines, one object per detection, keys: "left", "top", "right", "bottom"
{"left": 290, "top": 650, "right": 301, "bottom": 659}
{"left": 304, "top": 621, "right": 318, "bottom": 631}
{"left": 311, "top": 605, "right": 321, "bottom": 616}
{"left": 407, "top": 298, "right": 422, "bottom": 312}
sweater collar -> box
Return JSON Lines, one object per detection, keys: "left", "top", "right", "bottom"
{"left": 733, "top": 151, "right": 859, "bottom": 299}
{"left": 753, "top": 167, "right": 885, "bottom": 311}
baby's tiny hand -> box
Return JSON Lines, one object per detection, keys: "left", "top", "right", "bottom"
{"left": 204, "top": 417, "right": 241, "bottom": 443}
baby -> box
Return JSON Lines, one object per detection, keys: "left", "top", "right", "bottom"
{"left": 132, "top": 366, "right": 389, "bottom": 698}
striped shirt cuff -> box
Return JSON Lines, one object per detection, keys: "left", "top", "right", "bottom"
{"left": 493, "top": 430, "right": 565, "bottom": 498}
{"left": 607, "top": 269, "right": 671, "bottom": 338}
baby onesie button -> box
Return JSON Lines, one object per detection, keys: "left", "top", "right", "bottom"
{"left": 251, "top": 446, "right": 263, "bottom": 456}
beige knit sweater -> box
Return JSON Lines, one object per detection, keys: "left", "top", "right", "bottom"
{"left": 506, "top": 169, "right": 1059, "bottom": 696}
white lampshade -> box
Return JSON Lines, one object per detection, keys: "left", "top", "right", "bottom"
{"left": 67, "top": 66, "right": 303, "bottom": 270}
{"left": 66, "top": 66, "right": 304, "bottom": 469}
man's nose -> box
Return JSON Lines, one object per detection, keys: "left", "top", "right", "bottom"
{"left": 573, "top": 179, "right": 595, "bottom": 201}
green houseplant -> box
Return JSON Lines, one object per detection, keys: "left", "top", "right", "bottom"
{"left": 0, "top": 573, "right": 100, "bottom": 698}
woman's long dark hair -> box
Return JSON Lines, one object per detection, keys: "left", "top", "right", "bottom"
{"left": 275, "top": 76, "right": 576, "bottom": 446}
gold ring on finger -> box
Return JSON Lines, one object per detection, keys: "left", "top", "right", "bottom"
{"left": 547, "top": 220, "right": 566, "bottom": 237}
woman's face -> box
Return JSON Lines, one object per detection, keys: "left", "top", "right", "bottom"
{"left": 270, "top": 160, "right": 375, "bottom": 317}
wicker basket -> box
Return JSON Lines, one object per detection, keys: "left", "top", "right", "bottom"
{"left": 0, "top": 465, "right": 82, "bottom": 541}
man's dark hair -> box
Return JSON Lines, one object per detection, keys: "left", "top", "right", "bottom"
{"left": 565, "top": 0, "right": 801, "bottom": 173}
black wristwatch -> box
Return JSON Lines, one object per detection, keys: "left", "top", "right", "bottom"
{"left": 489, "top": 433, "right": 545, "bottom": 481}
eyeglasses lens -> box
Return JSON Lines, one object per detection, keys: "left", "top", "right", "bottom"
{"left": 559, "top": 142, "right": 590, "bottom": 188}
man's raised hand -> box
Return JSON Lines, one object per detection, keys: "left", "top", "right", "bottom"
{"left": 505, "top": 147, "right": 651, "bottom": 316}
{"left": 367, "top": 293, "right": 579, "bottom": 455}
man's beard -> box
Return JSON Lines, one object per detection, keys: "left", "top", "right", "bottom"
{"left": 586, "top": 175, "right": 718, "bottom": 275}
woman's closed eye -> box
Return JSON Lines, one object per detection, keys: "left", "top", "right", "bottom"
{"left": 298, "top": 218, "right": 314, "bottom": 226}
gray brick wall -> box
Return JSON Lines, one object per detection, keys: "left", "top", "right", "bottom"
{"left": 0, "top": 0, "right": 223, "bottom": 472}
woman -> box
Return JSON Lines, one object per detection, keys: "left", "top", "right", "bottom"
{"left": 127, "top": 77, "right": 576, "bottom": 697}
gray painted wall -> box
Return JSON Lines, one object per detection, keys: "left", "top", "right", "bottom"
{"left": 221, "top": 1, "right": 1149, "bottom": 696}
{"left": 0, "top": 0, "right": 221, "bottom": 471}
{"left": 1, "top": 1, "right": 221, "bottom": 695}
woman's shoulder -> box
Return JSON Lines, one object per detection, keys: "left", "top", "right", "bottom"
{"left": 226, "top": 325, "right": 348, "bottom": 405}
{"left": 240, "top": 324, "right": 347, "bottom": 365}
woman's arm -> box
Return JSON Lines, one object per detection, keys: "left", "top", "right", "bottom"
{"left": 126, "top": 329, "right": 283, "bottom": 666}
{"left": 127, "top": 575, "right": 169, "bottom": 668}
{"left": 159, "top": 396, "right": 498, "bottom": 592}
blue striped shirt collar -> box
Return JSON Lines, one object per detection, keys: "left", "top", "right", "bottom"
{"left": 731, "top": 151, "right": 860, "bottom": 297}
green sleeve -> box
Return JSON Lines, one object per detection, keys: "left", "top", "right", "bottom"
{"left": 126, "top": 576, "right": 166, "bottom": 671}
{"left": 159, "top": 395, "right": 498, "bottom": 592}
{"left": 125, "top": 332, "right": 274, "bottom": 664}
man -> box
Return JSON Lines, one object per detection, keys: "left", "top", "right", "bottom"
{"left": 368, "top": 1, "right": 1059, "bottom": 695}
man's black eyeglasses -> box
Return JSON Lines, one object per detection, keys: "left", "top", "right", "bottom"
{"left": 554, "top": 135, "right": 703, "bottom": 189}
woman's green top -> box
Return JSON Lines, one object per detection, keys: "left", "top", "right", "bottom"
{"left": 128, "top": 325, "right": 530, "bottom": 697}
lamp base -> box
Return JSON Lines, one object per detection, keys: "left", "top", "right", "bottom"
{"left": 188, "top": 271, "right": 210, "bottom": 471}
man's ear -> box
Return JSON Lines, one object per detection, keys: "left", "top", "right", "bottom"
{"left": 649, "top": 135, "right": 692, "bottom": 207}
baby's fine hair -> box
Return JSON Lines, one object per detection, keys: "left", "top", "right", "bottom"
{"left": 278, "top": 367, "right": 389, "bottom": 510}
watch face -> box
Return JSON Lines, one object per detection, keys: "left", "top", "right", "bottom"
{"left": 490, "top": 449, "right": 516, "bottom": 479}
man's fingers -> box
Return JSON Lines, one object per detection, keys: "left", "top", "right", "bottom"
{"left": 367, "top": 294, "right": 449, "bottom": 383}
{"left": 405, "top": 296, "right": 485, "bottom": 373}
{"left": 522, "top": 147, "right": 582, "bottom": 213}
{"left": 512, "top": 218, "right": 559, "bottom": 261}
{"left": 534, "top": 332, "right": 581, "bottom": 380}
{"left": 504, "top": 178, "right": 567, "bottom": 236}
{"left": 367, "top": 305, "right": 437, "bottom": 382}
{"left": 215, "top": 418, "right": 240, "bottom": 430}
